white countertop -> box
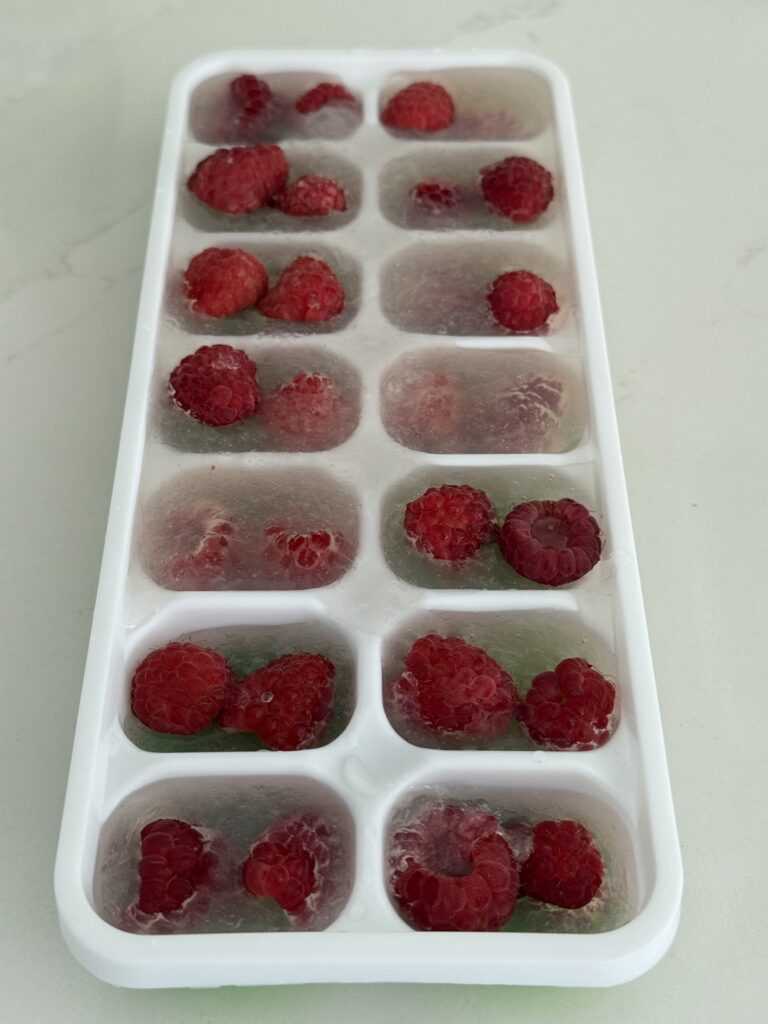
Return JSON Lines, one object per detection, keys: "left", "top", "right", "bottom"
{"left": 1, "top": 1, "right": 766, "bottom": 1021}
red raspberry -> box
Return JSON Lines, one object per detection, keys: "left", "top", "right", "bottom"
{"left": 499, "top": 498, "right": 602, "bottom": 586}
{"left": 242, "top": 814, "right": 339, "bottom": 923}
{"left": 520, "top": 819, "right": 604, "bottom": 909}
{"left": 263, "top": 525, "right": 350, "bottom": 585}
{"left": 392, "top": 634, "right": 519, "bottom": 737}
{"left": 183, "top": 247, "right": 269, "bottom": 319}
{"left": 160, "top": 503, "right": 242, "bottom": 590}
{"left": 481, "top": 155, "right": 554, "bottom": 223}
{"left": 272, "top": 175, "right": 347, "bottom": 217}
{"left": 381, "top": 81, "right": 455, "bottom": 133}
{"left": 404, "top": 484, "right": 496, "bottom": 562}
{"left": 230, "top": 74, "right": 273, "bottom": 119}
{"left": 488, "top": 270, "right": 559, "bottom": 333}
{"left": 391, "top": 804, "right": 519, "bottom": 931}
{"left": 221, "top": 652, "right": 334, "bottom": 750}
{"left": 411, "top": 180, "right": 460, "bottom": 213}
{"left": 384, "top": 371, "right": 467, "bottom": 451}
{"left": 520, "top": 658, "right": 616, "bottom": 750}
{"left": 169, "top": 344, "right": 259, "bottom": 427}
{"left": 130, "top": 641, "right": 235, "bottom": 735}
{"left": 259, "top": 256, "right": 345, "bottom": 323}
{"left": 484, "top": 375, "right": 564, "bottom": 452}
{"left": 137, "top": 819, "right": 215, "bottom": 916}
{"left": 295, "top": 82, "right": 356, "bottom": 114}
{"left": 188, "top": 145, "right": 289, "bottom": 214}
{"left": 261, "top": 372, "right": 345, "bottom": 447}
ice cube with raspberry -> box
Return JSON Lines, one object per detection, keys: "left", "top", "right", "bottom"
{"left": 183, "top": 247, "right": 269, "bottom": 319}
{"left": 153, "top": 500, "right": 245, "bottom": 591}
{"left": 130, "top": 641, "right": 235, "bottom": 736}
{"left": 382, "top": 370, "right": 468, "bottom": 453}
{"left": 390, "top": 803, "right": 519, "bottom": 931}
{"left": 498, "top": 498, "right": 602, "bottom": 586}
{"left": 483, "top": 374, "right": 565, "bottom": 452}
{"left": 134, "top": 818, "right": 216, "bottom": 919}
{"left": 519, "top": 819, "right": 605, "bottom": 909}
{"left": 519, "top": 658, "right": 616, "bottom": 750}
{"left": 390, "top": 634, "right": 519, "bottom": 740}
{"left": 221, "top": 652, "right": 335, "bottom": 751}
{"left": 404, "top": 484, "right": 496, "bottom": 562}
{"left": 188, "top": 144, "right": 289, "bottom": 215}
{"left": 259, "top": 255, "right": 345, "bottom": 323}
{"left": 262, "top": 524, "right": 351, "bottom": 587}
{"left": 381, "top": 82, "right": 456, "bottom": 133}
{"left": 169, "top": 344, "right": 260, "bottom": 427}
{"left": 261, "top": 372, "right": 350, "bottom": 450}
{"left": 242, "top": 813, "right": 342, "bottom": 926}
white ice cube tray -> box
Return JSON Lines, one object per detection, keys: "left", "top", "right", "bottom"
{"left": 55, "top": 50, "right": 682, "bottom": 988}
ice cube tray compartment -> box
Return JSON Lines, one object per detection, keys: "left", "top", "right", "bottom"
{"left": 56, "top": 50, "right": 681, "bottom": 989}
{"left": 153, "top": 343, "right": 361, "bottom": 454}
{"left": 380, "top": 238, "right": 573, "bottom": 339}
{"left": 378, "top": 67, "right": 553, "bottom": 141}
{"left": 94, "top": 774, "right": 356, "bottom": 933}
{"left": 122, "top": 615, "right": 358, "bottom": 753}
{"left": 181, "top": 143, "right": 364, "bottom": 233}
{"left": 382, "top": 604, "right": 619, "bottom": 750}
{"left": 166, "top": 237, "right": 363, "bottom": 333}
{"left": 379, "top": 147, "right": 561, "bottom": 232}
{"left": 190, "top": 71, "right": 364, "bottom": 145}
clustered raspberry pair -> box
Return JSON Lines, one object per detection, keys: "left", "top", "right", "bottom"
{"left": 387, "top": 371, "right": 565, "bottom": 454}
{"left": 132, "top": 813, "right": 339, "bottom": 928}
{"left": 189, "top": 130, "right": 347, "bottom": 219}
{"left": 184, "top": 247, "right": 345, "bottom": 323}
{"left": 405, "top": 485, "right": 603, "bottom": 587}
{"left": 392, "top": 804, "right": 605, "bottom": 931}
{"left": 131, "top": 641, "right": 336, "bottom": 750}
{"left": 392, "top": 634, "right": 616, "bottom": 750}
{"left": 156, "top": 501, "right": 348, "bottom": 591}
{"left": 229, "top": 74, "right": 359, "bottom": 132}
{"left": 169, "top": 343, "right": 347, "bottom": 450}
{"left": 413, "top": 153, "right": 552, "bottom": 220}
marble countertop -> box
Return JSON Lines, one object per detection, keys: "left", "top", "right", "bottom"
{"left": 1, "top": 1, "right": 766, "bottom": 1021}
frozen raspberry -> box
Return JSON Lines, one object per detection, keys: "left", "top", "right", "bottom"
{"left": 484, "top": 375, "right": 564, "bottom": 452}
{"left": 260, "top": 256, "right": 345, "bottom": 322}
{"left": 261, "top": 372, "right": 346, "bottom": 448}
{"left": 263, "top": 525, "right": 350, "bottom": 585}
{"left": 488, "top": 270, "right": 559, "bottom": 333}
{"left": 520, "top": 819, "right": 604, "bottom": 909}
{"left": 481, "top": 155, "right": 554, "bottom": 223}
{"left": 296, "top": 82, "right": 356, "bottom": 114}
{"left": 520, "top": 658, "right": 616, "bottom": 750}
{"left": 188, "top": 145, "right": 289, "bottom": 214}
{"left": 137, "top": 819, "right": 215, "bottom": 916}
{"left": 183, "top": 247, "right": 269, "bottom": 319}
{"left": 160, "top": 503, "right": 242, "bottom": 590}
{"left": 391, "top": 803, "right": 519, "bottom": 931}
{"left": 169, "top": 344, "right": 259, "bottom": 426}
{"left": 272, "top": 175, "right": 347, "bottom": 217}
{"left": 499, "top": 498, "right": 602, "bottom": 586}
{"left": 411, "top": 180, "right": 460, "bottom": 213}
{"left": 242, "top": 814, "right": 339, "bottom": 923}
{"left": 230, "top": 74, "right": 273, "bottom": 119}
{"left": 384, "top": 370, "right": 467, "bottom": 452}
{"left": 381, "top": 81, "right": 455, "bottom": 133}
{"left": 221, "top": 652, "right": 334, "bottom": 750}
{"left": 130, "top": 641, "right": 235, "bottom": 735}
{"left": 404, "top": 484, "right": 496, "bottom": 562}
{"left": 392, "top": 634, "right": 519, "bottom": 737}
